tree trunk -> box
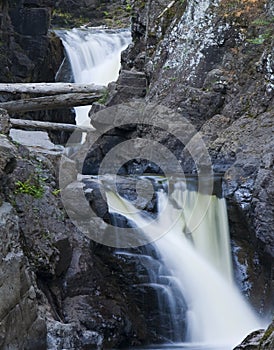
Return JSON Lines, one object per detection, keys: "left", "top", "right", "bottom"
{"left": 0, "top": 93, "right": 103, "bottom": 113}
{"left": 0, "top": 82, "right": 105, "bottom": 95}
{"left": 10, "top": 118, "right": 94, "bottom": 133}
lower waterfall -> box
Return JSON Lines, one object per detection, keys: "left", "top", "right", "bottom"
{"left": 106, "top": 179, "right": 262, "bottom": 349}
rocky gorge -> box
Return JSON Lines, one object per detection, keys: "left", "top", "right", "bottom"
{"left": 0, "top": 0, "right": 273, "bottom": 349}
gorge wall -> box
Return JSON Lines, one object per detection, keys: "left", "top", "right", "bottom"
{"left": 0, "top": 0, "right": 273, "bottom": 349}
{"left": 109, "top": 0, "right": 274, "bottom": 314}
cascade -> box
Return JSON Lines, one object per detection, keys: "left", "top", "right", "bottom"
{"left": 56, "top": 28, "right": 265, "bottom": 349}
{"left": 56, "top": 28, "right": 131, "bottom": 125}
{"left": 106, "top": 179, "right": 263, "bottom": 349}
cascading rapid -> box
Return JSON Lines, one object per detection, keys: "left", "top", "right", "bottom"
{"left": 105, "top": 177, "right": 263, "bottom": 349}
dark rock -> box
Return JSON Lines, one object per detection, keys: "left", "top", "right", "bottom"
{"left": 233, "top": 320, "right": 274, "bottom": 350}
{"left": 9, "top": 7, "right": 49, "bottom": 36}
{"left": 107, "top": 70, "right": 147, "bottom": 106}
{"left": 0, "top": 135, "right": 17, "bottom": 176}
{"left": 233, "top": 329, "right": 265, "bottom": 349}
{"left": 0, "top": 202, "right": 47, "bottom": 350}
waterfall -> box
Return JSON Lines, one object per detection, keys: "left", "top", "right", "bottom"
{"left": 106, "top": 179, "right": 263, "bottom": 349}
{"left": 56, "top": 27, "right": 264, "bottom": 349}
{"left": 56, "top": 28, "right": 131, "bottom": 125}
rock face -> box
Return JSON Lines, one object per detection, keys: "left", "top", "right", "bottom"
{"left": 116, "top": 0, "right": 274, "bottom": 312}
{"left": 84, "top": 0, "right": 273, "bottom": 342}
{"left": 0, "top": 0, "right": 61, "bottom": 84}
{"left": 0, "top": 129, "right": 178, "bottom": 348}
{"left": 0, "top": 202, "right": 47, "bottom": 350}
{"left": 0, "top": 1, "right": 75, "bottom": 144}
{"left": 52, "top": 0, "right": 131, "bottom": 28}
{"left": 0, "top": 130, "right": 48, "bottom": 349}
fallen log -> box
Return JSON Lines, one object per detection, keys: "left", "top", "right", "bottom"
{"left": 0, "top": 82, "right": 106, "bottom": 95}
{"left": 0, "top": 93, "right": 103, "bottom": 113}
{"left": 10, "top": 118, "right": 94, "bottom": 133}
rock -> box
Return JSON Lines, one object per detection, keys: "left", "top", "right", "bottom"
{"left": 118, "top": 0, "right": 274, "bottom": 315}
{"left": 260, "top": 321, "right": 274, "bottom": 349}
{"left": 58, "top": 156, "right": 77, "bottom": 189}
{"left": 0, "top": 134, "right": 17, "bottom": 176}
{"left": 47, "top": 320, "right": 82, "bottom": 350}
{"left": 233, "top": 329, "right": 265, "bottom": 349}
{"left": 9, "top": 7, "right": 50, "bottom": 36}
{"left": 52, "top": 0, "right": 131, "bottom": 28}
{"left": 0, "top": 109, "right": 11, "bottom": 134}
{"left": 107, "top": 70, "right": 147, "bottom": 106}
{"left": 0, "top": 202, "right": 47, "bottom": 349}
{"left": 233, "top": 321, "right": 274, "bottom": 349}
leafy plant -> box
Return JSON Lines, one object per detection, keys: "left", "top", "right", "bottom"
{"left": 125, "top": 0, "right": 132, "bottom": 12}
{"left": 98, "top": 89, "right": 109, "bottom": 104}
{"left": 52, "top": 188, "right": 61, "bottom": 196}
{"left": 15, "top": 179, "right": 44, "bottom": 199}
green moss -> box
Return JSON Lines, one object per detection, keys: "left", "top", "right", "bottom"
{"left": 259, "top": 323, "right": 274, "bottom": 347}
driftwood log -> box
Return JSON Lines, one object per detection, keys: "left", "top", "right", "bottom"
{"left": 0, "top": 93, "right": 103, "bottom": 113}
{"left": 10, "top": 118, "right": 94, "bottom": 133}
{"left": 0, "top": 82, "right": 105, "bottom": 95}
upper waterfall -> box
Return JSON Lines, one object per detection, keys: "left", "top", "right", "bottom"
{"left": 56, "top": 28, "right": 131, "bottom": 125}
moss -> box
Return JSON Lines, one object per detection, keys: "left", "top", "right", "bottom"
{"left": 259, "top": 323, "right": 274, "bottom": 347}
{"left": 51, "top": 9, "right": 89, "bottom": 28}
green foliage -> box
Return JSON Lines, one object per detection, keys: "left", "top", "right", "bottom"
{"left": 15, "top": 179, "right": 44, "bottom": 199}
{"left": 251, "top": 17, "right": 274, "bottom": 26}
{"left": 125, "top": 0, "right": 132, "bottom": 12}
{"left": 248, "top": 16, "right": 274, "bottom": 44}
{"left": 98, "top": 89, "right": 109, "bottom": 104}
{"left": 246, "top": 31, "right": 273, "bottom": 45}
{"left": 52, "top": 188, "right": 61, "bottom": 196}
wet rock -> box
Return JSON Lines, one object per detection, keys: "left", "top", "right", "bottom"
{"left": 233, "top": 329, "right": 265, "bottom": 349}
{"left": 234, "top": 320, "right": 274, "bottom": 350}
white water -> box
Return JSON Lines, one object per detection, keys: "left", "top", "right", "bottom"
{"left": 56, "top": 28, "right": 131, "bottom": 126}
{"left": 106, "top": 181, "right": 263, "bottom": 349}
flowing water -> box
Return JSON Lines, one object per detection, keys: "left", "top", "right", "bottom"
{"left": 57, "top": 28, "right": 264, "bottom": 349}
{"left": 106, "top": 180, "right": 263, "bottom": 349}
{"left": 56, "top": 28, "right": 131, "bottom": 125}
